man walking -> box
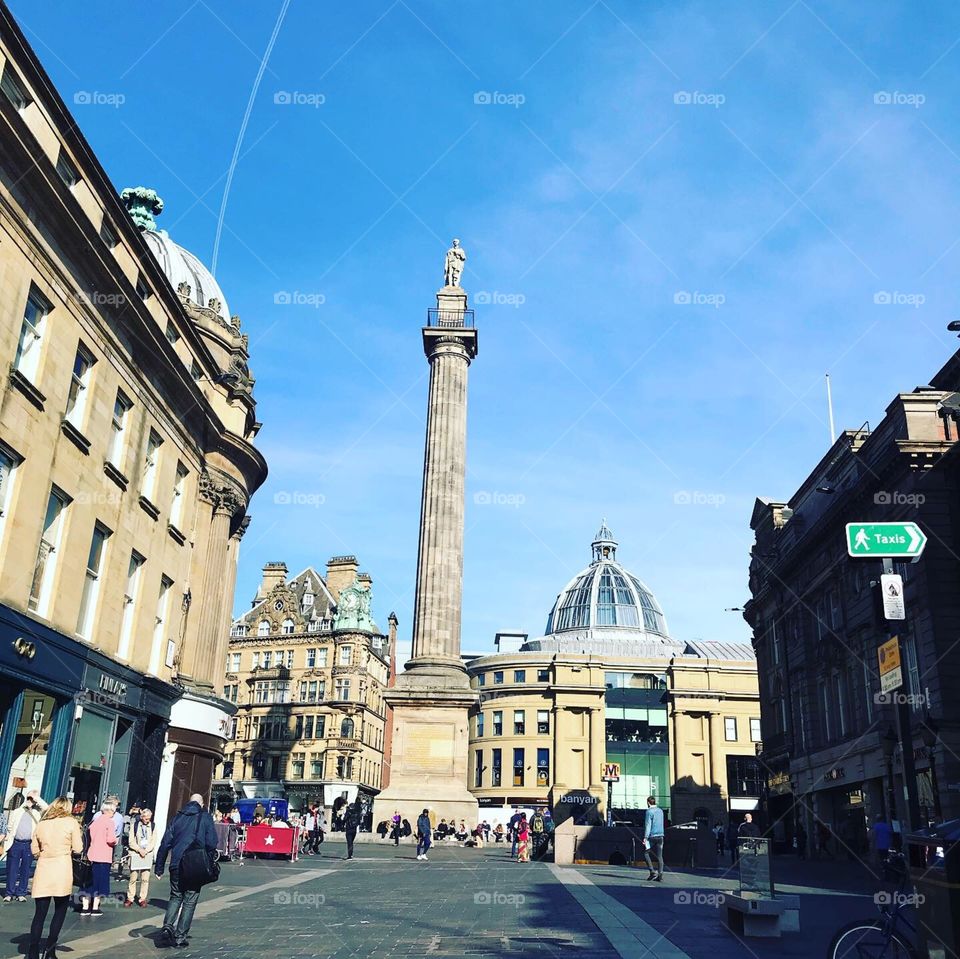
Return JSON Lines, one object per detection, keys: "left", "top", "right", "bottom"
{"left": 155, "top": 793, "right": 217, "bottom": 948}
{"left": 416, "top": 808, "right": 432, "bottom": 861}
{"left": 508, "top": 810, "right": 522, "bottom": 859}
{"left": 3, "top": 791, "right": 47, "bottom": 901}
{"left": 344, "top": 799, "right": 361, "bottom": 860}
{"left": 643, "top": 795, "right": 665, "bottom": 881}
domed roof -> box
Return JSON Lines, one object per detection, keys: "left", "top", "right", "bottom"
{"left": 535, "top": 523, "right": 676, "bottom": 654}
{"left": 120, "top": 186, "right": 231, "bottom": 324}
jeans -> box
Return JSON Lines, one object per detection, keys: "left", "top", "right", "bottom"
{"left": 416, "top": 834, "right": 432, "bottom": 857}
{"left": 345, "top": 829, "right": 357, "bottom": 858}
{"left": 644, "top": 835, "right": 664, "bottom": 876}
{"left": 162, "top": 867, "right": 201, "bottom": 943}
{"left": 5, "top": 839, "right": 32, "bottom": 896}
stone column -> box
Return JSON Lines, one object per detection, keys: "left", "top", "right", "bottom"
{"left": 405, "top": 287, "right": 477, "bottom": 687}
{"left": 192, "top": 471, "right": 246, "bottom": 687}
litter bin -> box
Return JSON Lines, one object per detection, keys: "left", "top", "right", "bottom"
{"left": 905, "top": 819, "right": 960, "bottom": 959}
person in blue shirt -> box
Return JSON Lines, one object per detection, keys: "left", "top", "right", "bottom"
{"left": 416, "top": 809, "right": 432, "bottom": 862}
{"left": 643, "top": 796, "right": 665, "bottom": 881}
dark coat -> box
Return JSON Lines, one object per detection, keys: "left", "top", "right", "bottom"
{"left": 344, "top": 804, "right": 361, "bottom": 833}
{"left": 156, "top": 801, "right": 217, "bottom": 872}
{"left": 416, "top": 814, "right": 431, "bottom": 839}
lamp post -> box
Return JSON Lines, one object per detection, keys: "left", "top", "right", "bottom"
{"left": 881, "top": 724, "right": 899, "bottom": 845}
{"left": 920, "top": 715, "right": 942, "bottom": 823}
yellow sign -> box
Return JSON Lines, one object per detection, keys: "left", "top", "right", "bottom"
{"left": 878, "top": 637, "right": 902, "bottom": 693}
{"left": 601, "top": 762, "right": 621, "bottom": 782}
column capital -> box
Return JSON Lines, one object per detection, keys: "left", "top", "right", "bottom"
{"left": 199, "top": 467, "right": 248, "bottom": 517}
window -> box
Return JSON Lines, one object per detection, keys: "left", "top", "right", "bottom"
{"left": 724, "top": 717, "right": 738, "bottom": 742}
{"left": 0, "top": 445, "right": 22, "bottom": 540}
{"left": 55, "top": 151, "right": 79, "bottom": 188}
{"left": 819, "top": 681, "right": 831, "bottom": 742}
{"left": 317, "top": 648, "right": 328, "bottom": 667}
{"left": 336, "top": 756, "right": 353, "bottom": 780}
{"left": 229, "top": 652, "right": 241, "bottom": 673}
{"left": 537, "top": 748, "right": 549, "bottom": 786}
{"left": 903, "top": 634, "right": 922, "bottom": 710}
{"left": 76, "top": 523, "right": 110, "bottom": 639}
{"left": 537, "top": 669, "right": 549, "bottom": 682}
{"left": 282, "top": 618, "right": 295, "bottom": 635}
{"left": 492, "top": 710, "right": 503, "bottom": 736}
{"left": 165, "top": 322, "right": 180, "bottom": 345}
{"left": 64, "top": 343, "right": 95, "bottom": 427}
{"left": 305, "top": 648, "right": 317, "bottom": 668}
{"left": 29, "top": 487, "right": 69, "bottom": 614}
{"left": 136, "top": 275, "right": 150, "bottom": 301}
{"left": 316, "top": 715, "right": 326, "bottom": 738}
{"left": 339, "top": 645, "right": 352, "bottom": 665}
{"left": 108, "top": 391, "right": 132, "bottom": 468}
{"left": 285, "top": 649, "right": 294, "bottom": 668}
{"left": 252, "top": 651, "right": 261, "bottom": 669}
{"left": 514, "top": 710, "right": 525, "bottom": 735}
{"left": 477, "top": 673, "right": 485, "bottom": 687}
{"left": 491, "top": 748, "right": 502, "bottom": 787}
{"left": 100, "top": 219, "right": 118, "bottom": 249}
{"left": 263, "top": 650, "right": 272, "bottom": 669}
{"left": 340, "top": 717, "right": 355, "bottom": 738}
{"left": 476, "top": 713, "right": 484, "bottom": 737}
{"left": 257, "top": 620, "right": 270, "bottom": 637}
{"left": 116, "top": 550, "right": 145, "bottom": 659}
{"left": 475, "top": 750, "right": 483, "bottom": 788}
{"left": 749, "top": 718, "right": 762, "bottom": 743}
{"left": 170, "top": 462, "right": 188, "bottom": 528}
{"left": 141, "top": 430, "right": 162, "bottom": 501}
{"left": 513, "top": 748, "right": 524, "bottom": 786}
{"left": 335, "top": 679, "right": 351, "bottom": 701}
{"left": 310, "top": 753, "right": 322, "bottom": 778}
{"left": 304, "top": 716, "right": 315, "bottom": 738}
{"left": 190, "top": 360, "right": 202, "bottom": 382}
{"left": 14, "top": 287, "right": 50, "bottom": 382}
{"left": 1, "top": 63, "right": 30, "bottom": 109}
{"left": 493, "top": 671, "right": 504, "bottom": 685}
{"left": 537, "top": 710, "right": 550, "bottom": 734}
{"left": 228, "top": 718, "right": 238, "bottom": 740}
{"left": 305, "top": 680, "right": 318, "bottom": 702}
{"left": 292, "top": 753, "right": 305, "bottom": 779}
{"left": 514, "top": 670, "right": 526, "bottom": 683}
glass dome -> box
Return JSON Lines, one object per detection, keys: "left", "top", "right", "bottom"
{"left": 543, "top": 523, "right": 669, "bottom": 639}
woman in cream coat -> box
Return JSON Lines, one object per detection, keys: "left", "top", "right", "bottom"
{"left": 28, "top": 797, "right": 82, "bottom": 959}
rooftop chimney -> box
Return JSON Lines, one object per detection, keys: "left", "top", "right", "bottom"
{"left": 326, "top": 555, "right": 359, "bottom": 602}
{"left": 257, "top": 561, "right": 288, "bottom": 602}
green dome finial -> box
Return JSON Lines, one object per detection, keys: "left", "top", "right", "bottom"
{"left": 120, "top": 186, "right": 164, "bottom": 231}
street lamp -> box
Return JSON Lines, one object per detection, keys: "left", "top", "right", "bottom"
{"left": 881, "top": 725, "right": 899, "bottom": 840}
{"left": 920, "top": 715, "right": 942, "bottom": 822}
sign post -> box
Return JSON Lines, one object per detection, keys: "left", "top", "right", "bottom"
{"left": 601, "top": 762, "right": 621, "bottom": 827}
{"left": 878, "top": 636, "right": 902, "bottom": 694}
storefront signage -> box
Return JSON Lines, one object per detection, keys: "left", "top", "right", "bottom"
{"left": 12, "top": 637, "right": 36, "bottom": 659}
{"left": 768, "top": 771, "right": 791, "bottom": 795}
{"left": 878, "top": 637, "right": 903, "bottom": 693}
{"left": 600, "top": 762, "right": 621, "bottom": 782}
{"left": 99, "top": 674, "right": 128, "bottom": 699}
{"left": 823, "top": 767, "right": 845, "bottom": 782}
{"left": 558, "top": 794, "right": 599, "bottom": 805}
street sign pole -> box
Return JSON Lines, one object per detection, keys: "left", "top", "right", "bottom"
{"left": 879, "top": 557, "right": 923, "bottom": 833}
{"left": 607, "top": 780, "right": 613, "bottom": 827}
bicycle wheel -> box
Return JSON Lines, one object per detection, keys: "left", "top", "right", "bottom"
{"left": 829, "top": 921, "right": 916, "bottom": 959}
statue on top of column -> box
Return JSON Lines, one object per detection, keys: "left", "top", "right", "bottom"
{"left": 444, "top": 238, "right": 466, "bottom": 288}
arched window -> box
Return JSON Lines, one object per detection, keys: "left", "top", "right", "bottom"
{"left": 257, "top": 619, "right": 270, "bottom": 636}
{"left": 282, "top": 618, "right": 295, "bottom": 635}
{"left": 340, "top": 717, "right": 355, "bottom": 739}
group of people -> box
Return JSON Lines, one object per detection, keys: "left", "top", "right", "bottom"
{"left": 0, "top": 790, "right": 221, "bottom": 956}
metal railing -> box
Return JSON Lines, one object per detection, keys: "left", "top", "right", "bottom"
{"left": 427, "top": 307, "right": 475, "bottom": 328}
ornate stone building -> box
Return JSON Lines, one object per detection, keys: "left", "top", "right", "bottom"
{"left": 217, "top": 559, "right": 395, "bottom": 819}
{"left": 0, "top": 5, "right": 266, "bottom": 831}
{"left": 465, "top": 527, "right": 760, "bottom": 829}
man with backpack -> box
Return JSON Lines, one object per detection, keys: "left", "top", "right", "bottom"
{"left": 155, "top": 794, "right": 217, "bottom": 948}
{"left": 530, "top": 808, "right": 546, "bottom": 860}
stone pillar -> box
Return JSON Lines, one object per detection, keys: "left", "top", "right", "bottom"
{"left": 373, "top": 279, "right": 479, "bottom": 829}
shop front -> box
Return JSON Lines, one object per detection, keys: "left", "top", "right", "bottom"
{"left": 0, "top": 605, "right": 178, "bottom": 826}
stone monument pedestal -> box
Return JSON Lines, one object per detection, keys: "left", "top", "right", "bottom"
{"left": 373, "top": 687, "right": 479, "bottom": 830}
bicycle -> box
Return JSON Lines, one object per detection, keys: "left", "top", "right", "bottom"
{"left": 827, "top": 852, "right": 918, "bottom": 959}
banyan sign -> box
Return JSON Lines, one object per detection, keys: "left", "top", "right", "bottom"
{"left": 845, "top": 522, "right": 926, "bottom": 558}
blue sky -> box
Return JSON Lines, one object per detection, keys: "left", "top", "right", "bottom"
{"left": 15, "top": 1, "right": 960, "bottom": 655}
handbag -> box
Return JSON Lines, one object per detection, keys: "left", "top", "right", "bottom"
{"left": 178, "top": 813, "right": 220, "bottom": 889}
{"left": 72, "top": 824, "right": 93, "bottom": 889}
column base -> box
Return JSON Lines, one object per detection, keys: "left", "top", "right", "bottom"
{"left": 375, "top": 689, "right": 478, "bottom": 831}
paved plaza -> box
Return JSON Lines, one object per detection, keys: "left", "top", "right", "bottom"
{"left": 0, "top": 842, "right": 883, "bottom": 959}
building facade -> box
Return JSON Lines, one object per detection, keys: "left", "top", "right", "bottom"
{"left": 465, "top": 527, "right": 761, "bottom": 828}
{"left": 746, "top": 359, "right": 960, "bottom": 853}
{"left": 217, "top": 559, "right": 395, "bottom": 820}
{"left": 0, "top": 4, "right": 266, "bottom": 829}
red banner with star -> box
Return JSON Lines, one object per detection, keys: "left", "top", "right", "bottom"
{"left": 242, "top": 826, "right": 300, "bottom": 859}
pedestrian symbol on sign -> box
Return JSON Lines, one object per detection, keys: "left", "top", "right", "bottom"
{"left": 854, "top": 528, "right": 870, "bottom": 551}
